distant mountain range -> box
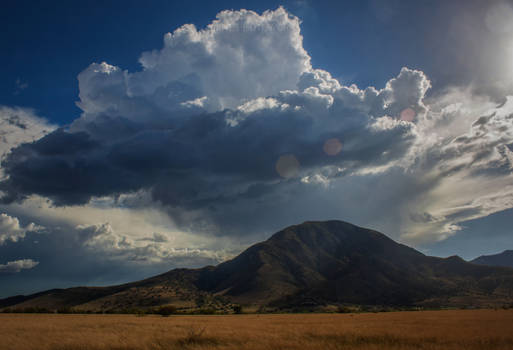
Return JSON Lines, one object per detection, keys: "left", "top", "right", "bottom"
{"left": 2, "top": 220, "right": 513, "bottom": 312}
{"left": 472, "top": 250, "right": 513, "bottom": 269}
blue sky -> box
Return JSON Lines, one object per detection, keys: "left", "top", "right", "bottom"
{"left": 1, "top": 0, "right": 513, "bottom": 297}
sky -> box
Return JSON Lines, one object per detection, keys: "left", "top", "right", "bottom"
{"left": 1, "top": 0, "right": 513, "bottom": 298}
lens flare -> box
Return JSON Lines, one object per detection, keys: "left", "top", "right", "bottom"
{"left": 276, "top": 154, "right": 300, "bottom": 178}
{"left": 323, "top": 138, "right": 343, "bottom": 156}
{"left": 400, "top": 108, "right": 416, "bottom": 122}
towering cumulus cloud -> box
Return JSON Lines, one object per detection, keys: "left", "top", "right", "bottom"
{"left": 0, "top": 7, "right": 512, "bottom": 244}
{"left": 76, "top": 7, "right": 311, "bottom": 118}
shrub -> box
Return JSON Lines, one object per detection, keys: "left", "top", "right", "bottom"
{"left": 337, "top": 305, "right": 353, "bottom": 313}
{"left": 57, "top": 307, "right": 74, "bottom": 314}
{"left": 155, "top": 305, "right": 177, "bottom": 316}
{"left": 232, "top": 304, "right": 243, "bottom": 314}
{"left": 21, "top": 307, "right": 51, "bottom": 314}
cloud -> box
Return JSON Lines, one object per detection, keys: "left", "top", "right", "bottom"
{"left": 75, "top": 7, "right": 310, "bottom": 121}
{"left": 0, "top": 259, "right": 39, "bottom": 273}
{"left": 0, "top": 213, "right": 43, "bottom": 245}
{"left": 0, "top": 106, "right": 55, "bottom": 168}
{"left": 0, "top": 7, "right": 511, "bottom": 249}
{"left": 0, "top": 64, "right": 423, "bottom": 209}
{"left": 139, "top": 232, "right": 169, "bottom": 243}
{"left": 397, "top": 95, "right": 513, "bottom": 243}
{"left": 75, "top": 222, "right": 229, "bottom": 264}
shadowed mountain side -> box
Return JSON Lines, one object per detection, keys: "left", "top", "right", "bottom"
{"left": 472, "top": 250, "right": 513, "bottom": 269}
{"left": 197, "top": 221, "right": 427, "bottom": 303}
{"left": 197, "top": 221, "right": 513, "bottom": 307}
{"left": 3, "top": 220, "right": 513, "bottom": 311}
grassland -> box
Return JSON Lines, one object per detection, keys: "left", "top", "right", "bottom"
{"left": 1, "top": 309, "right": 513, "bottom": 350}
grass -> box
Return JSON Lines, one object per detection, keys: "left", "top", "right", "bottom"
{"left": 1, "top": 309, "right": 513, "bottom": 349}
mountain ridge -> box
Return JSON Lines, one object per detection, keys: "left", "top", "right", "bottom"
{"left": 3, "top": 220, "right": 513, "bottom": 312}
{"left": 471, "top": 250, "right": 513, "bottom": 269}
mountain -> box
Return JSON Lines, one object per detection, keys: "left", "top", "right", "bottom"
{"left": 472, "top": 250, "right": 513, "bottom": 268}
{"left": 3, "top": 220, "right": 513, "bottom": 312}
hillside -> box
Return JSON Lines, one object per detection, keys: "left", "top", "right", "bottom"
{"left": 471, "top": 250, "right": 513, "bottom": 269}
{"left": 3, "top": 220, "right": 513, "bottom": 312}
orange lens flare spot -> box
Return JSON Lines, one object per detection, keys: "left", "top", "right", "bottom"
{"left": 323, "top": 138, "right": 343, "bottom": 156}
{"left": 276, "top": 154, "right": 300, "bottom": 178}
{"left": 400, "top": 108, "right": 416, "bottom": 122}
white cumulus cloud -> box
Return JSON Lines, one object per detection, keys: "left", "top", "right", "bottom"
{"left": 0, "top": 259, "right": 39, "bottom": 273}
{"left": 0, "top": 213, "right": 43, "bottom": 245}
{"left": 74, "top": 7, "right": 311, "bottom": 125}
{"left": 75, "top": 222, "right": 230, "bottom": 264}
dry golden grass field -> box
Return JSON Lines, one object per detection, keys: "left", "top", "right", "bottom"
{"left": 1, "top": 309, "right": 513, "bottom": 350}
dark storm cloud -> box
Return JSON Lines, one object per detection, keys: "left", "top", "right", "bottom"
{"left": 0, "top": 10, "right": 427, "bottom": 212}
{"left": 0, "top": 99, "right": 416, "bottom": 211}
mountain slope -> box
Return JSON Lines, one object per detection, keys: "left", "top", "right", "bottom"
{"left": 3, "top": 220, "right": 513, "bottom": 312}
{"left": 472, "top": 250, "right": 513, "bottom": 269}
{"left": 197, "top": 221, "right": 428, "bottom": 304}
{"left": 199, "top": 221, "right": 513, "bottom": 307}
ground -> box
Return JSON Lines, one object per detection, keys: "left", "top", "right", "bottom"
{"left": 2, "top": 310, "right": 513, "bottom": 349}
